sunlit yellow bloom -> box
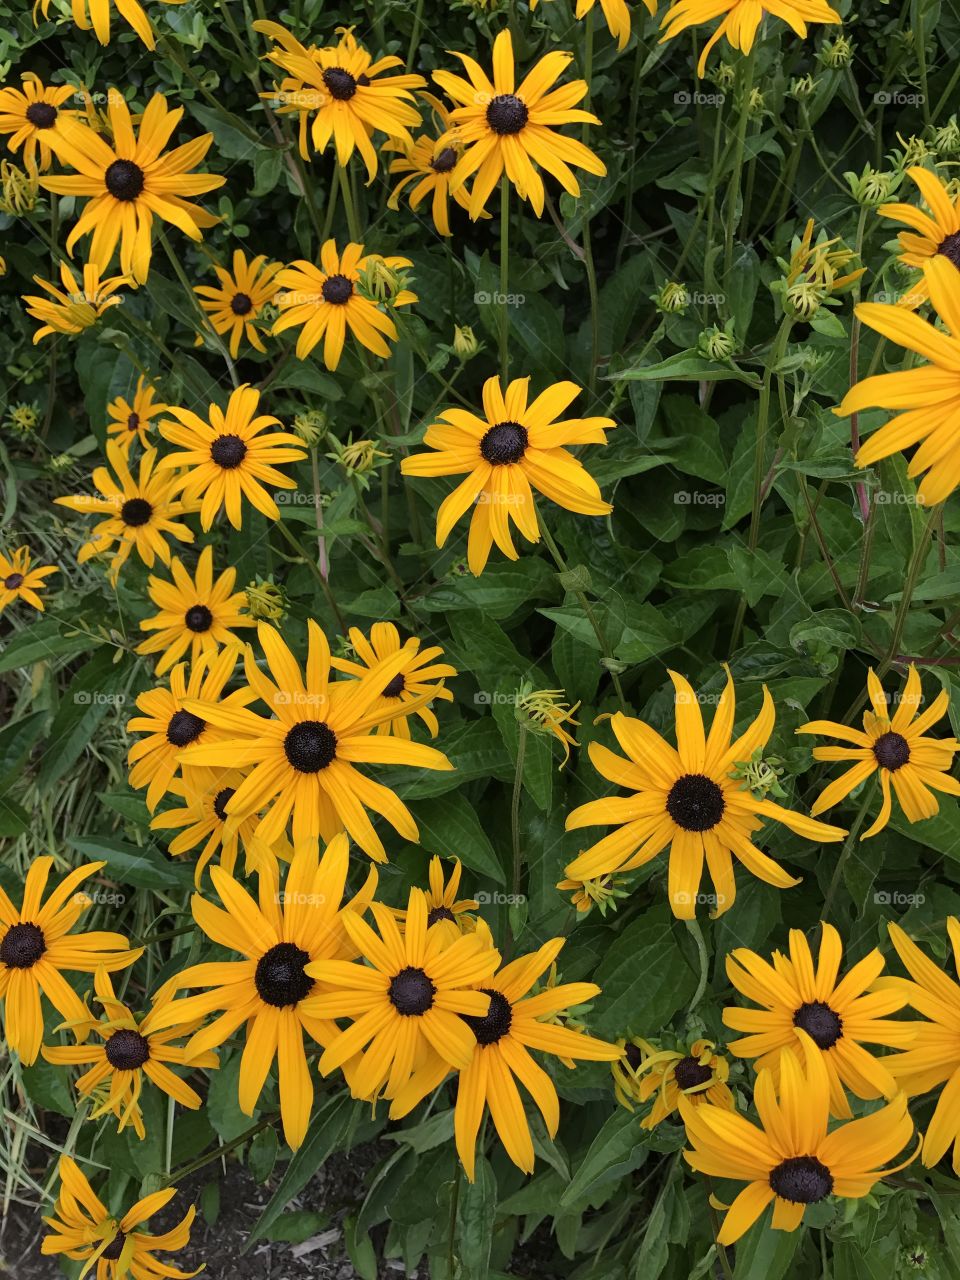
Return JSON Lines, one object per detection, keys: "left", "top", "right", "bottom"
{"left": 35, "top": 0, "right": 188, "bottom": 49}
{"left": 0, "top": 73, "right": 77, "bottom": 173}
{"left": 531, "top": 0, "right": 655, "bottom": 51}
{"left": 330, "top": 622, "right": 456, "bottom": 739}
{"left": 0, "top": 545, "right": 58, "bottom": 613}
{"left": 194, "top": 249, "right": 282, "bottom": 357}
{"left": 880, "top": 165, "right": 960, "bottom": 307}
{"left": 556, "top": 871, "right": 630, "bottom": 915}
{"left": 385, "top": 93, "right": 485, "bottom": 236}
{"left": 390, "top": 856, "right": 478, "bottom": 941}
{"left": 23, "top": 260, "right": 128, "bottom": 343}
{"left": 517, "top": 685, "right": 580, "bottom": 766}
{"left": 613, "top": 1036, "right": 733, "bottom": 1124}
{"left": 660, "top": 0, "right": 841, "bottom": 77}
{"left": 106, "top": 374, "right": 169, "bottom": 454}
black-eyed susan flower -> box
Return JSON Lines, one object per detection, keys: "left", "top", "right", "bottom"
{"left": 0, "top": 858, "right": 140, "bottom": 1064}
{"left": 556, "top": 871, "right": 631, "bottom": 916}
{"left": 564, "top": 668, "right": 846, "bottom": 919}
{"left": 387, "top": 935, "right": 620, "bottom": 1177}
{"left": 385, "top": 93, "right": 483, "bottom": 236}
{"left": 723, "top": 923, "right": 913, "bottom": 1119}
{"left": 255, "top": 22, "right": 425, "bottom": 181}
{"left": 148, "top": 834, "right": 378, "bottom": 1149}
{"left": 330, "top": 622, "right": 456, "bottom": 739}
{"left": 157, "top": 384, "right": 306, "bottom": 530}
{"left": 391, "top": 856, "right": 478, "bottom": 941}
{"left": 879, "top": 919, "right": 960, "bottom": 1174}
{"left": 136, "top": 545, "right": 254, "bottom": 675}
{"left": 613, "top": 1036, "right": 734, "bottom": 1125}
{"left": 0, "top": 545, "right": 58, "bottom": 613}
{"left": 178, "top": 621, "right": 453, "bottom": 859}
{"left": 106, "top": 375, "right": 168, "bottom": 454}
{"left": 531, "top": 0, "right": 654, "bottom": 52}
{"left": 273, "top": 239, "right": 416, "bottom": 369}
{"left": 680, "top": 1032, "right": 915, "bottom": 1243}
{"left": 42, "top": 968, "right": 217, "bottom": 1138}
{"left": 42, "top": 1156, "right": 200, "bottom": 1279}
{"left": 798, "top": 666, "right": 960, "bottom": 838}
{"left": 660, "top": 0, "right": 841, "bottom": 77}
{"left": 305, "top": 888, "right": 499, "bottom": 1103}
{"left": 54, "top": 441, "right": 197, "bottom": 584}
{"left": 194, "top": 249, "right": 282, "bottom": 358}
{"left": 401, "top": 376, "right": 614, "bottom": 576}
{"left": 879, "top": 166, "right": 960, "bottom": 308}
{"left": 127, "top": 646, "right": 254, "bottom": 813}
{"left": 0, "top": 74, "right": 77, "bottom": 174}
{"left": 838, "top": 257, "right": 960, "bottom": 504}
{"left": 41, "top": 91, "right": 224, "bottom": 283}
{"left": 433, "top": 28, "right": 605, "bottom": 219}
{"left": 23, "top": 260, "right": 128, "bottom": 343}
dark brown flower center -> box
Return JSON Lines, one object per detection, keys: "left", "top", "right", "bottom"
{"left": 230, "top": 292, "right": 253, "bottom": 316}
{"left": 480, "top": 421, "right": 528, "bottom": 465}
{"left": 102, "top": 1231, "right": 127, "bottom": 1262}
{"left": 873, "top": 731, "right": 910, "bottom": 771}
{"left": 666, "top": 773, "right": 725, "bottom": 832}
{"left": 674, "top": 1055, "right": 714, "bottom": 1089}
{"left": 284, "top": 721, "right": 337, "bottom": 772}
{"left": 486, "top": 94, "right": 529, "bottom": 135}
{"left": 210, "top": 434, "right": 247, "bottom": 469}
{"left": 463, "top": 987, "right": 512, "bottom": 1045}
{"left": 769, "top": 1155, "right": 834, "bottom": 1204}
{"left": 793, "top": 1000, "right": 843, "bottom": 1049}
{"left": 212, "top": 786, "right": 235, "bottom": 821}
{"left": 120, "top": 497, "right": 152, "bottom": 527}
{"left": 427, "top": 905, "right": 456, "bottom": 927}
{"left": 255, "top": 942, "right": 314, "bottom": 1007}
{"left": 431, "top": 146, "right": 458, "bottom": 173}
{"left": 127, "top": 412, "right": 140, "bottom": 432}
{"left": 938, "top": 230, "right": 960, "bottom": 268}
{"left": 321, "top": 274, "right": 353, "bottom": 305}
{"left": 382, "top": 673, "right": 406, "bottom": 698}
{"left": 388, "top": 966, "right": 436, "bottom": 1015}
{"left": 4, "top": 573, "right": 24, "bottom": 589}
{"left": 105, "top": 1028, "right": 151, "bottom": 1070}
{"left": 185, "top": 604, "right": 213, "bottom": 633}
{"left": 323, "top": 67, "right": 357, "bottom": 100}
{"left": 0, "top": 922, "right": 46, "bottom": 969}
{"left": 105, "top": 158, "right": 145, "bottom": 201}
{"left": 624, "top": 1042, "right": 644, "bottom": 1071}
{"left": 167, "top": 709, "right": 206, "bottom": 747}
{"left": 26, "top": 101, "right": 58, "bottom": 129}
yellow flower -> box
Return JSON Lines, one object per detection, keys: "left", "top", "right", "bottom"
{"left": 23, "top": 260, "right": 129, "bottom": 343}
{"left": 330, "top": 622, "right": 457, "bottom": 739}
{"left": 0, "top": 545, "right": 58, "bottom": 613}
{"left": 54, "top": 440, "right": 198, "bottom": 584}
{"left": 401, "top": 376, "right": 614, "bottom": 575}
{"left": 433, "top": 28, "right": 605, "bottom": 219}
{"left": 41, "top": 90, "right": 224, "bottom": 283}
{"left": 564, "top": 667, "right": 845, "bottom": 918}
{"left": 35, "top": 0, "right": 189, "bottom": 49}
{"left": 386, "top": 93, "right": 486, "bottom": 236}
{"left": 390, "top": 856, "right": 478, "bottom": 941}
{"left": 157, "top": 383, "right": 306, "bottom": 530}
{"left": 660, "top": 0, "right": 841, "bottom": 77}
{"left": 136, "top": 544, "right": 254, "bottom": 675}
{"left": 532, "top": 0, "right": 655, "bottom": 52}
{"left": 273, "top": 238, "right": 417, "bottom": 369}
{"left": 255, "top": 21, "right": 425, "bottom": 180}
{"left": 613, "top": 1036, "right": 734, "bottom": 1125}
{"left": 517, "top": 685, "right": 580, "bottom": 766}
{"left": 0, "top": 159, "right": 39, "bottom": 214}
{"left": 798, "top": 666, "right": 960, "bottom": 838}
{"left": 106, "top": 374, "right": 169, "bottom": 454}
{"left": 556, "top": 871, "right": 630, "bottom": 915}
{"left": 0, "top": 73, "right": 77, "bottom": 173}
{"left": 194, "top": 249, "right": 282, "bottom": 357}
{"left": 41, "top": 1155, "right": 200, "bottom": 1278}
{"left": 879, "top": 166, "right": 960, "bottom": 308}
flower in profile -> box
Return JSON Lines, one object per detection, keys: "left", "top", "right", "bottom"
{"left": 0, "top": 857, "right": 140, "bottom": 1064}
{"left": 42, "top": 1156, "right": 200, "bottom": 1278}
{"left": 330, "top": 623, "right": 456, "bottom": 739}
{"left": 394, "top": 856, "right": 478, "bottom": 941}
{"left": 194, "top": 249, "right": 282, "bottom": 358}
{"left": 777, "top": 217, "right": 865, "bottom": 322}
{"left": 327, "top": 435, "right": 390, "bottom": 486}
{"left": 660, "top": 0, "right": 841, "bottom": 77}
{"left": 880, "top": 919, "right": 960, "bottom": 1173}
{"left": 106, "top": 375, "right": 169, "bottom": 454}
{"left": 127, "top": 646, "right": 255, "bottom": 813}
{"left": 157, "top": 384, "right": 306, "bottom": 530}
{"left": 531, "top": 0, "right": 655, "bottom": 52}
{"left": 148, "top": 835, "right": 378, "bottom": 1149}
{"left": 35, "top": 0, "right": 189, "bottom": 48}
{"left": 41, "top": 90, "right": 224, "bottom": 283}
{"left": 837, "top": 256, "right": 960, "bottom": 504}
{"left": 274, "top": 239, "right": 417, "bottom": 370}
{"left": 564, "top": 668, "right": 846, "bottom": 919}
{"left": 255, "top": 21, "right": 425, "bottom": 180}
{"left": 0, "top": 159, "right": 39, "bottom": 213}
{"left": 244, "top": 577, "right": 286, "bottom": 622}
{"left": 54, "top": 441, "right": 197, "bottom": 585}
{"left": 401, "top": 376, "right": 614, "bottom": 575}
{"left": 723, "top": 923, "right": 913, "bottom": 1118}
{"left": 682, "top": 1032, "right": 915, "bottom": 1243}
{"left": 305, "top": 888, "right": 500, "bottom": 1103}
{"left": 23, "top": 261, "right": 128, "bottom": 343}
{"left": 178, "top": 621, "right": 454, "bottom": 859}
{"left": 798, "top": 666, "right": 960, "bottom": 838}
{"left": 386, "top": 93, "right": 485, "bottom": 236}
{"left": 0, "top": 545, "right": 58, "bottom": 613}
{"left": 556, "top": 871, "right": 630, "bottom": 916}
{"left": 517, "top": 684, "right": 580, "bottom": 767}
{"left": 136, "top": 545, "right": 254, "bottom": 675}
{"left": 879, "top": 166, "right": 960, "bottom": 308}
{"left": 42, "top": 968, "right": 217, "bottom": 1138}
{"left": 613, "top": 1036, "right": 734, "bottom": 1125}
{"left": 0, "top": 74, "right": 77, "bottom": 173}
{"left": 432, "top": 28, "right": 605, "bottom": 218}
{"left": 387, "top": 935, "right": 621, "bottom": 1178}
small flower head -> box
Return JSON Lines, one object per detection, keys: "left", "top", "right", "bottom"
{"left": 845, "top": 163, "right": 899, "bottom": 207}
{"left": 698, "top": 323, "right": 736, "bottom": 362}
{"left": 613, "top": 1037, "right": 734, "bottom": 1126}
{"left": 244, "top": 578, "right": 287, "bottom": 622}
{"left": 292, "top": 409, "right": 328, "bottom": 447}
{"left": 453, "top": 324, "right": 480, "bottom": 359}
{"left": 556, "top": 872, "right": 631, "bottom": 916}
{"left": 654, "top": 280, "right": 688, "bottom": 313}
{"left": 516, "top": 684, "right": 580, "bottom": 767}
{"left": 819, "top": 33, "right": 854, "bottom": 68}
{"left": 0, "top": 159, "right": 39, "bottom": 213}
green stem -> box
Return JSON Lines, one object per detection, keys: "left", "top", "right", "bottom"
{"left": 499, "top": 175, "right": 510, "bottom": 380}
{"left": 338, "top": 161, "right": 362, "bottom": 242}
{"left": 168, "top": 1115, "right": 274, "bottom": 1183}
{"left": 915, "top": 0, "right": 932, "bottom": 130}
{"left": 275, "top": 516, "right": 347, "bottom": 631}
{"left": 685, "top": 919, "right": 709, "bottom": 1010}
{"left": 823, "top": 784, "right": 875, "bottom": 921}
{"left": 407, "top": 0, "right": 425, "bottom": 68}
{"left": 447, "top": 1156, "right": 462, "bottom": 1279}
{"left": 876, "top": 502, "right": 942, "bottom": 679}
{"left": 506, "top": 724, "right": 528, "bottom": 959}
{"left": 723, "top": 51, "right": 756, "bottom": 292}
{"left": 159, "top": 235, "right": 239, "bottom": 388}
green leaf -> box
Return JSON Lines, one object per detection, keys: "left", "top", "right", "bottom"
{"left": 37, "top": 649, "right": 128, "bottom": 789}
{"left": 0, "top": 619, "right": 102, "bottom": 673}
{"left": 561, "top": 1109, "right": 648, "bottom": 1205}
{"left": 414, "top": 792, "right": 506, "bottom": 884}
{"left": 590, "top": 910, "right": 699, "bottom": 1038}
{"left": 614, "top": 349, "right": 762, "bottom": 388}
{"left": 457, "top": 1155, "right": 497, "bottom": 1280}
{"left": 67, "top": 836, "right": 193, "bottom": 891}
